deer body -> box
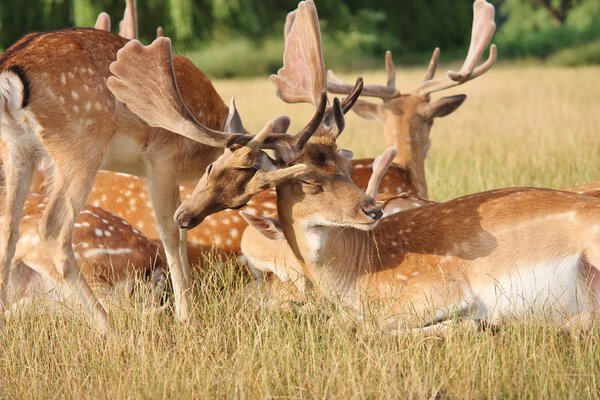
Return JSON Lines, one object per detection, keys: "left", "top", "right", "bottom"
{"left": 275, "top": 187, "right": 600, "bottom": 328}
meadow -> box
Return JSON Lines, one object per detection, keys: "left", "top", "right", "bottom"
{"left": 1, "top": 64, "right": 600, "bottom": 399}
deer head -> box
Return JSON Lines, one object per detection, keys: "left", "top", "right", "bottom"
{"left": 327, "top": 0, "right": 497, "bottom": 197}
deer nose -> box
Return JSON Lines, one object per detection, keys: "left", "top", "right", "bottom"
{"left": 174, "top": 210, "right": 200, "bottom": 229}
{"left": 362, "top": 204, "right": 383, "bottom": 221}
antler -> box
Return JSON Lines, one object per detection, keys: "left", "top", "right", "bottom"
{"left": 366, "top": 147, "right": 398, "bottom": 198}
{"left": 107, "top": 38, "right": 247, "bottom": 148}
{"left": 328, "top": 51, "right": 400, "bottom": 100}
{"left": 270, "top": 0, "right": 325, "bottom": 106}
{"left": 416, "top": 0, "right": 496, "bottom": 96}
{"left": 95, "top": 12, "right": 111, "bottom": 32}
{"left": 119, "top": 0, "right": 138, "bottom": 40}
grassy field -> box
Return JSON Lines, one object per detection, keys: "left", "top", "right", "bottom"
{"left": 1, "top": 65, "right": 600, "bottom": 399}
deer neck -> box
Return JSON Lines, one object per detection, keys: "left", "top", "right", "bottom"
{"left": 382, "top": 117, "right": 431, "bottom": 198}
{"left": 276, "top": 186, "right": 380, "bottom": 305}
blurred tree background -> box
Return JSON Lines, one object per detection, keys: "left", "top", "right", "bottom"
{"left": 0, "top": 0, "right": 598, "bottom": 77}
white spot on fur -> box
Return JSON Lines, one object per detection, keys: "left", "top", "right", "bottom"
{"left": 83, "top": 248, "right": 132, "bottom": 258}
{"left": 60, "top": 74, "right": 66, "bottom": 85}
{"left": 71, "top": 91, "right": 79, "bottom": 101}
{"left": 95, "top": 228, "right": 103, "bottom": 237}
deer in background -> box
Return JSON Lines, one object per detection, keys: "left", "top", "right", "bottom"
{"left": 326, "top": 0, "right": 497, "bottom": 198}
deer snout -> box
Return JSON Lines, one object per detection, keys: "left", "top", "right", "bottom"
{"left": 174, "top": 209, "right": 202, "bottom": 230}
{"left": 361, "top": 202, "right": 383, "bottom": 221}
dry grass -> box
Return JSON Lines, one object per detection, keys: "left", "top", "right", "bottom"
{"left": 1, "top": 65, "right": 600, "bottom": 399}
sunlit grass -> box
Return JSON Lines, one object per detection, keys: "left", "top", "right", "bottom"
{"left": 1, "top": 65, "right": 600, "bottom": 398}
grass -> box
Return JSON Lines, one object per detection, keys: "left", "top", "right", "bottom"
{"left": 1, "top": 65, "right": 600, "bottom": 398}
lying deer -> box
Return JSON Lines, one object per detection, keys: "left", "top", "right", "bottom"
{"left": 239, "top": 0, "right": 493, "bottom": 294}
{"left": 122, "top": 0, "right": 600, "bottom": 333}
{"left": 7, "top": 193, "right": 166, "bottom": 312}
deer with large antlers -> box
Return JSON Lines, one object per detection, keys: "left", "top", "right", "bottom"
{"left": 126, "top": 0, "right": 600, "bottom": 332}
{"left": 328, "top": 0, "right": 497, "bottom": 198}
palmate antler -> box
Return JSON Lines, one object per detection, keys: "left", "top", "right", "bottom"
{"left": 107, "top": 37, "right": 328, "bottom": 161}
{"left": 328, "top": 0, "right": 497, "bottom": 99}
{"left": 270, "top": 0, "right": 364, "bottom": 139}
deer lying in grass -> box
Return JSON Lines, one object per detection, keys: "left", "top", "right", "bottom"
{"left": 7, "top": 193, "right": 166, "bottom": 312}
{"left": 124, "top": 0, "right": 600, "bottom": 333}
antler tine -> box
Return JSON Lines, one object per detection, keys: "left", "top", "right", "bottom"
{"left": 119, "top": 0, "right": 138, "bottom": 40}
{"left": 270, "top": 0, "right": 326, "bottom": 106}
{"left": 247, "top": 122, "right": 274, "bottom": 150}
{"left": 339, "top": 77, "right": 364, "bottom": 114}
{"left": 416, "top": 0, "right": 496, "bottom": 96}
{"left": 385, "top": 50, "right": 396, "bottom": 88}
{"left": 107, "top": 38, "right": 247, "bottom": 148}
{"left": 262, "top": 92, "right": 327, "bottom": 163}
{"left": 95, "top": 12, "right": 111, "bottom": 32}
{"left": 156, "top": 26, "right": 165, "bottom": 38}
{"left": 327, "top": 52, "right": 399, "bottom": 100}
{"left": 366, "top": 147, "right": 398, "bottom": 198}
{"left": 423, "top": 47, "right": 440, "bottom": 81}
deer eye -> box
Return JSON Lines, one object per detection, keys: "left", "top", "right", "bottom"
{"left": 299, "top": 180, "right": 323, "bottom": 194}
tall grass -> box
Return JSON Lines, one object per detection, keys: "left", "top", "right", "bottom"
{"left": 1, "top": 65, "right": 600, "bottom": 398}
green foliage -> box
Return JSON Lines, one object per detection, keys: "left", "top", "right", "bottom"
{"left": 496, "top": 0, "right": 600, "bottom": 59}
{"left": 1, "top": 0, "right": 599, "bottom": 75}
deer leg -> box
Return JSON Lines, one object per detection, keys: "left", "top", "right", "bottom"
{"left": 179, "top": 228, "right": 191, "bottom": 281}
{"left": 38, "top": 170, "right": 109, "bottom": 334}
{"left": 0, "top": 149, "right": 34, "bottom": 329}
{"left": 145, "top": 165, "right": 191, "bottom": 322}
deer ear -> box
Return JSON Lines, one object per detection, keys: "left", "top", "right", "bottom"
{"left": 225, "top": 97, "right": 246, "bottom": 133}
{"left": 337, "top": 149, "right": 353, "bottom": 160}
{"left": 351, "top": 99, "right": 382, "bottom": 121}
{"left": 241, "top": 212, "right": 284, "bottom": 241}
{"left": 424, "top": 94, "right": 466, "bottom": 120}
{"left": 272, "top": 115, "right": 291, "bottom": 133}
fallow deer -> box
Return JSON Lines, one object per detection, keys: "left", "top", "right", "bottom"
{"left": 7, "top": 193, "right": 166, "bottom": 312}
{"left": 126, "top": 0, "right": 600, "bottom": 333}
{"left": 240, "top": 147, "right": 404, "bottom": 304}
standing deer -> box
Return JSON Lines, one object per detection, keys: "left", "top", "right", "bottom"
{"left": 120, "top": 0, "right": 600, "bottom": 333}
